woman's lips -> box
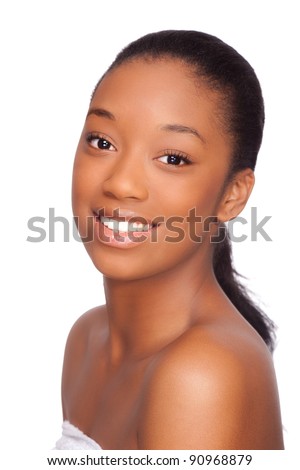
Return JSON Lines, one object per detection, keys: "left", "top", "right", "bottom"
{"left": 93, "top": 211, "right": 160, "bottom": 248}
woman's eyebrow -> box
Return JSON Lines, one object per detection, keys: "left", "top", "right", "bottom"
{"left": 160, "top": 124, "right": 206, "bottom": 144}
{"left": 86, "top": 107, "right": 116, "bottom": 120}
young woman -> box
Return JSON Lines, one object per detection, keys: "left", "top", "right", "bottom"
{"left": 55, "top": 30, "right": 284, "bottom": 450}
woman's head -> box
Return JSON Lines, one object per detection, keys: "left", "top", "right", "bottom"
{"left": 73, "top": 29, "right": 261, "bottom": 278}
{"left": 93, "top": 30, "right": 265, "bottom": 178}
{"left": 74, "top": 57, "right": 240, "bottom": 276}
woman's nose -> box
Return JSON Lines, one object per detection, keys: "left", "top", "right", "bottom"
{"left": 102, "top": 152, "right": 149, "bottom": 201}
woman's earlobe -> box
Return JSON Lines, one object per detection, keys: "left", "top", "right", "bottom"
{"left": 217, "top": 169, "right": 255, "bottom": 222}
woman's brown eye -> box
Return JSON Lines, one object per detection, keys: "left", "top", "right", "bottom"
{"left": 166, "top": 155, "right": 182, "bottom": 165}
{"left": 95, "top": 138, "right": 112, "bottom": 150}
{"left": 87, "top": 134, "right": 115, "bottom": 150}
{"left": 158, "top": 153, "right": 191, "bottom": 166}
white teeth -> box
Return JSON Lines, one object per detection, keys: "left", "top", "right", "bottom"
{"left": 101, "top": 218, "right": 116, "bottom": 230}
{"left": 118, "top": 221, "right": 129, "bottom": 232}
{"left": 100, "top": 217, "right": 151, "bottom": 232}
{"left": 130, "top": 222, "right": 149, "bottom": 231}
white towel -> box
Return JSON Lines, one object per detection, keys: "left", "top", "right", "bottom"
{"left": 55, "top": 421, "right": 102, "bottom": 450}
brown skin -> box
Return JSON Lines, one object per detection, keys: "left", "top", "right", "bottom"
{"left": 62, "top": 59, "right": 284, "bottom": 449}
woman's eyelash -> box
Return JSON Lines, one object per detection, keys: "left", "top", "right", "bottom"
{"left": 158, "top": 150, "right": 192, "bottom": 166}
{"left": 86, "top": 132, "right": 115, "bottom": 150}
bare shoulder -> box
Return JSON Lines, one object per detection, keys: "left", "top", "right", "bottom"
{"left": 63, "top": 305, "right": 107, "bottom": 362}
{"left": 61, "top": 306, "right": 107, "bottom": 414}
{"left": 139, "top": 324, "right": 284, "bottom": 450}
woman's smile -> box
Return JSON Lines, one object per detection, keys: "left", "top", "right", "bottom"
{"left": 93, "top": 208, "right": 161, "bottom": 249}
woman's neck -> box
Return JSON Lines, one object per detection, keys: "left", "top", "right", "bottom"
{"left": 102, "top": 257, "right": 219, "bottom": 364}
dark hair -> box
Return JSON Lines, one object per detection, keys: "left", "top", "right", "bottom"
{"left": 93, "top": 30, "right": 275, "bottom": 351}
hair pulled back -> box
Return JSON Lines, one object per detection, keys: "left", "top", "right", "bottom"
{"left": 94, "top": 30, "right": 275, "bottom": 351}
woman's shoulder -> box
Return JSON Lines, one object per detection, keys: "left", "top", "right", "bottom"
{"left": 64, "top": 305, "right": 107, "bottom": 351}
{"left": 139, "top": 322, "right": 283, "bottom": 449}
{"left": 61, "top": 306, "right": 107, "bottom": 411}
{"left": 153, "top": 320, "right": 274, "bottom": 384}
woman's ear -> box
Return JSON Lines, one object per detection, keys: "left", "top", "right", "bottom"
{"left": 217, "top": 168, "right": 255, "bottom": 222}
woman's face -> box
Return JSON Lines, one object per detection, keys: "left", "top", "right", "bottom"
{"left": 72, "top": 59, "right": 233, "bottom": 280}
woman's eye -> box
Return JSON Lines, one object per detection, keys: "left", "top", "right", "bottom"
{"left": 157, "top": 154, "right": 191, "bottom": 166}
{"left": 87, "top": 134, "right": 115, "bottom": 151}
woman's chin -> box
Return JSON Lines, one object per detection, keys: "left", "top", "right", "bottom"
{"left": 89, "top": 255, "right": 152, "bottom": 282}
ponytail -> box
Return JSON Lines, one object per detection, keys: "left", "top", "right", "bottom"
{"left": 213, "top": 225, "right": 276, "bottom": 352}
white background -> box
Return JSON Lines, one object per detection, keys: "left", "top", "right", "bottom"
{"left": 0, "top": 0, "right": 299, "bottom": 460}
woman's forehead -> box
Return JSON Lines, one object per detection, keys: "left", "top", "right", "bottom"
{"left": 93, "top": 58, "right": 200, "bottom": 100}
{"left": 91, "top": 59, "right": 219, "bottom": 124}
